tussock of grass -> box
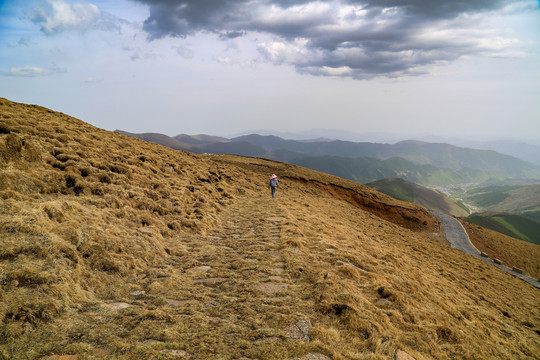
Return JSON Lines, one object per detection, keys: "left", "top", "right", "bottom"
{"left": 0, "top": 98, "right": 539, "bottom": 359}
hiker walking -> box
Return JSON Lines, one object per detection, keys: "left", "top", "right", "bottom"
{"left": 269, "top": 174, "right": 279, "bottom": 198}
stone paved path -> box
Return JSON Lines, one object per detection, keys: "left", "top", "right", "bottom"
{"left": 143, "top": 194, "right": 316, "bottom": 358}
{"left": 431, "top": 211, "right": 540, "bottom": 288}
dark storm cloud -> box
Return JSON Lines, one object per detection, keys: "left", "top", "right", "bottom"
{"left": 133, "top": 0, "right": 524, "bottom": 78}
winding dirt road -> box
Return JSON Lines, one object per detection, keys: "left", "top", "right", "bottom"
{"left": 431, "top": 211, "right": 540, "bottom": 289}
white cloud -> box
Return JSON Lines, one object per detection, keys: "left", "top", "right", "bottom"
{"left": 28, "top": 0, "right": 119, "bottom": 34}
{"left": 9, "top": 66, "right": 50, "bottom": 77}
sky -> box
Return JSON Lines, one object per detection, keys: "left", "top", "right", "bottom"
{"left": 0, "top": 0, "right": 539, "bottom": 143}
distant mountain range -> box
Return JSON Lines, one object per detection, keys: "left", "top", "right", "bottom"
{"left": 115, "top": 130, "right": 540, "bottom": 186}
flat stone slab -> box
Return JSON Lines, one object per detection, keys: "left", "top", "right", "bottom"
{"left": 166, "top": 299, "right": 200, "bottom": 307}
{"left": 253, "top": 282, "right": 288, "bottom": 293}
{"left": 265, "top": 295, "right": 292, "bottom": 302}
{"left": 186, "top": 266, "right": 211, "bottom": 275}
{"left": 137, "top": 228, "right": 153, "bottom": 236}
{"left": 130, "top": 290, "right": 146, "bottom": 297}
{"left": 194, "top": 278, "right": 227, "bottom": 286}
{"left": 162, "top": 349, "right": 190, "bottom": 358}
{"left": 285, "top": 319, "right": 312, "bottom": 342}
{"left": 375, "top": 298, "right": 391, "bottom": 307}
{"left": 288, "top": 249, "right": 303, "bottom": 254}
{"left": 267, "top": 217, "right": 286, "bottom": 222}
{"left": 396, "top": 350, "right": 416, "bottom": 360}
{"left": 294, "top": 354, "right": 332, "bottom": 360}
{"left": 107, "top": 302, "right": 131, "bottom": 310}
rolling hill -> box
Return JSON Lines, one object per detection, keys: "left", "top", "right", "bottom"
{"left": 367, "top": 178, "right": 469, "bottom": 217}
{"left": 465, "top": 213, "right": 540, "bottom": 245}
{"left": 1, "top": 98, "right": 539, "bottom": 360}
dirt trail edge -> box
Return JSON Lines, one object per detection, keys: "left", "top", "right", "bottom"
{"left": 431, "top": 211, "right": 540, "bottom": 289}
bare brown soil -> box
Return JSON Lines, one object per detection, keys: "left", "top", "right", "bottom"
{"left": 0, "top": 98, "right": 539, "bottom": 359}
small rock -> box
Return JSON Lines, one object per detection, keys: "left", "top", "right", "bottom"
{"left": 253, "top": 282, "right": 288, "bottom": 293}
{"left": 162, "top": 349, "right": 190, "bottom": 358}
{"left": 285, "top": 319, "right": 312, "bottom": 342}
{"left": 130, "top": 290, "right": 146, "bottom": 297}
{"left": 22, "top": 322, "right": 34, "bottom": 333}
{"left": 396, "top": 350, "right": 416, "bottom": 360}
{"left": 137, "top": 228, "right": 153, "bottom": 236}
{"left": 194, "top": 278, "right": 227, "bottom": 287}
{"left": 166, "top": 299, "right": 200, "bottom": 307}
{"left": 107, "top": 302, "right": 131, "bottom": 310}
{"left": 265, "top": 296, "right": 292, "bottom": 302}
{"left": 267, "top": 216, "right": 286, "bottom": 222}
{"left": 92, "top": 347, "right": 114, "bottom": 358}
{"left": 375, "top": 298, "right": 391, "bottom": 307}
{"left": 288, "top": 249, "right": 303, "bottom": 254}
{"left": 186, "top": 266, "right": 211, "bottom": 275}
{"left": 294, "top": 354, "right": 332, "bottom": 360}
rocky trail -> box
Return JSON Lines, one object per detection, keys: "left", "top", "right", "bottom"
{"left": 64, "top": 194, "right": 327, "bottom": 360}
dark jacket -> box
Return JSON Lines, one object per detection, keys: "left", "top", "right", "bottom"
{"left": 269, "top": 178, "right": 279, "bottom": 188}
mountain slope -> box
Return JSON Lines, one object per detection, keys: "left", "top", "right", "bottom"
{"left": 465, "top": 213, "right": 540, "bottom": 245}
{"left": 174, "top": 134, "right": 229, "bottom": 145}
{"left": 367, "top": 178, "right": 469, "bottom": 217}
{"left": 464, "top": 184, "right": 540, "bottom": 223}
{"left": 0, "top": 98, "right": 539, "bottom": 360}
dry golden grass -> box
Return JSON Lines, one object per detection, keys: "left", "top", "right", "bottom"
{"left": 462, "top": 221, "right": 540, "bottom": 279}
{"left": 0, "top": 98, "right": 539, "bottom": 359}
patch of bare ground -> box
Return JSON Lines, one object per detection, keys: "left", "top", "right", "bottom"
{"left": 461, "top": 221, "right": 540, "bottom": 279}
{"left": 0, "top": 98, "right": 538, "bottom": 359}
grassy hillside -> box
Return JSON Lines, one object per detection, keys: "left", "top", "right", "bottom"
{"left": 0, "top": 98, "right": 539, "bottom": 360}
{"left": 465, "top": 214, "right": 540, "bottom": 245}
{"left": 462, "top": 221, "right": 540, "bottom": 278}
{"left": 464, "top": 184, "right": 540, "bottom": 223}
{"left": 367, "top": 178, "right": 469, "bottom": 217}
